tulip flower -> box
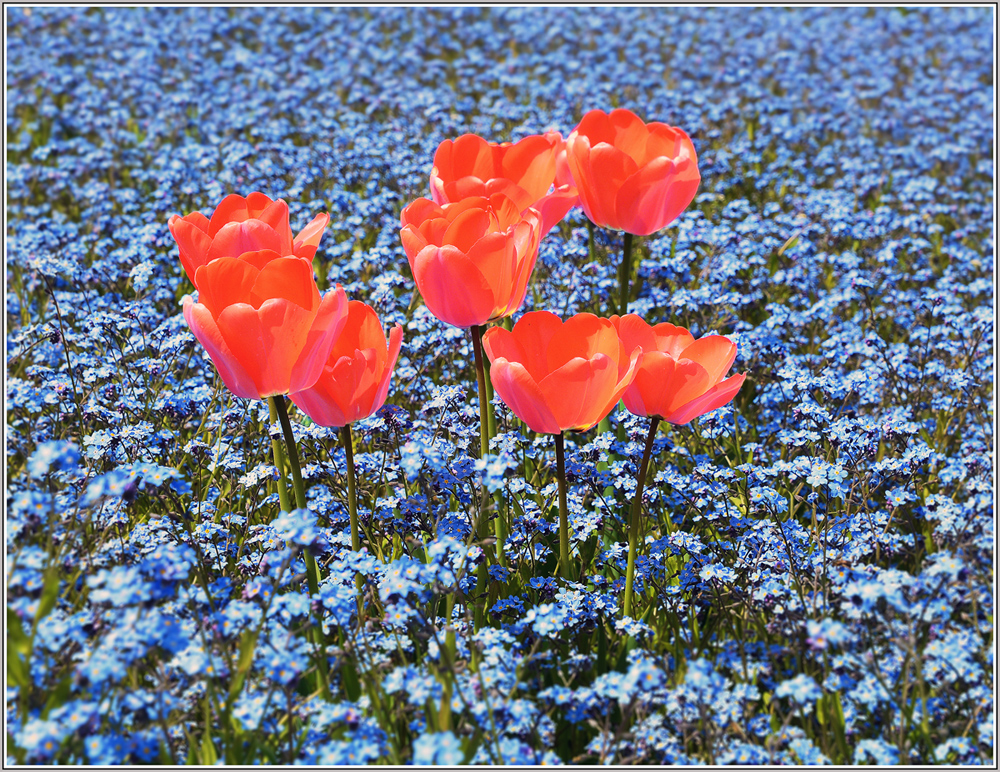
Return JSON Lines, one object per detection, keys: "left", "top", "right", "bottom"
{"left": 400, "top": 193, "right": 542, "bottom": 329}
{"left": 610, "top": 313, "right": 746, "bottom": 619}
{"left": 289, "top": 301, "right": 402, "bottom": 601}
{"left": 183, "top": 250, "right": 348, "bottom": 400}
{"left": 430, "top": 131, "right": 579, "bottom": 236}
{"left": 290, "top": 301, "right": 403, "bottom": 428}
{"left": 484, "top": 311, "right": 641, "bottom": 580}
{"left": 169, "top": 192, "right": 330, "bottom": 287}
{"left": 482, "top": 311, "right": 642, "bottom": 435}
{"left": 611, "top": 314, "right": 746, "bottom": 424}
{"left": 565, "top": 108, "right": 700, "bottom": 237}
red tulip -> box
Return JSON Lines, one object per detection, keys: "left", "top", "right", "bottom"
{"left": 183, "top": 251, "right": 348, "bottom": 400}
{"left": 400, "top": 193, "right": 542, "bottom": 328}
{"left": 482, "top": 311, "right": 642, "bottom": 434}
{"left": 168, "top": 192, "right": 330, "bottom": 287}
{"left": 611, "top": 314, "right": 745, "bottom": 424}
{"left": 565, "top": 108, "right": 700, "bottom": 236}
{"left": 430, "top": 131, "right": 578, "bottom": 236}
{"left": 290, "top": 301, "right": 403, "bottom": 427}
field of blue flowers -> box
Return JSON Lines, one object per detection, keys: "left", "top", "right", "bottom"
{"left": 5, "top": 6, "right": 995, "bottom": 766}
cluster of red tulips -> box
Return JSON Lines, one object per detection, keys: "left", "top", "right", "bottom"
{"left": 168, "top": 108, "right": 746, "bottom": 617}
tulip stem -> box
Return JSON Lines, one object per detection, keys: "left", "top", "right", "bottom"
{"left": 471, "top": 325, "right": 505, "bottom": 568}
{"left": 470, "top": 325, "right": 490, "bottom": 462}
{"left": 554, "top": 432, "right": 571, "bottom": 581}
{"left": 623, "top": 416, "right": 660, "bottom": 619}
{"left": 340, "top": 424, "right": 365, "bottom": 614}
{"left": 268, "top": 397, "right": 292, "bottom": 515}
{"left": 274, "top": 396, "right": 330, "bottom": 693}
{"left": 618, "top": 231, "right": 634, "bottom": 316}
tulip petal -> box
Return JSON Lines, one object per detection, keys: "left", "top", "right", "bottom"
{"left": 194, "top": 257, "right": 259, "bottom": 318}
{"left": 482, "top": 326, "right": 528, "bottom": 369}
{"left": 400, "top": 224, "right": 431, "bottom": 262}
{"left": 251, "top": 256, "right": 319, "bottom": 310}
{"left": 183, "top": 300, "right": 262, "bottom": 400}
{"left": 256, "top": 198, "right": 293, "bottom": 251}
{"left": 532, "top": 187, "right": 579, "bottom": 237}
{"left": 411, "top": 245, "right": 495, "bottom": 328}
{"left": 651, "top": 322, "right": 696, "bottom": 359}
{"left": 572, "top": 109, "right": 617, "bottom": 147}
{"left": 445, "top": 176, "right": 490, "bottom": 203}
{"left": 483, "top": 179, "right": 534, "bottom": 213}
{"left": 546, "top": 313, "right": 618, "bottom": 371}
{"left": 608, "top": 108, "right": 650, "bottom": 165}
{"left": 490, "top": 359, "right": 562, "bottom": 435}
{"left": 370, "top": 323, "right": 403, "bottom": 417}
{"left": 448, "top": 133, "right": 496, "bottom": 181}
{"left": 539, "top": 354, "right": 617, "bottom": 431}
{"left": 665, "top": 373, "right": 747, "bottom": 426}
{"left": 169, "top": 215, "right": 214, "bottom": 285}
{"left": 207, "top": 194, "right": 250, "bottom": 236}
{"left": 582, "top": 142, "right": 638, "bottom": 230}
{"left": 600, "top": 344, "right": 643, "bottom": 421}
{"left": 293, "top": 213, "right": 330, "bottom": 260}
{"left": 400, "top": 198, "right": 445, "bottom": 229}
{"left": 207, "top": 219, "right": 284, "bottom": 261}
{"left": 678, "top": 335, "right": 737, "bottom": 385}
{"left": 613, "top": 314, "right": 658, "bottom": 358}
{"left": 616, "top": 155, "right": 700, "bottom": 236}
{"left": 464, "top": 232, "right": 514, "bottom": 308}
{"left": 235, "top": 248, "right": 283, "bottom": 273}
{"left": 508, "top": 311, "right": 564, "bottom": 382}
{"left": 442, "top": 207, "right": 491, "bottom": 253}
{"left": 500, "top": 134, "right": 557, "bottom": 202}
{"left": 290, "top": 375, "right": 349, "bottom": 428}
{"left": 289, "top": 286, "right": 350, "bottom": 394}
{"left": 214, "top": 302, "right": 289, "bottom": 397}
{"left": 649, "top": 355, "right": 711, "bottom": 419}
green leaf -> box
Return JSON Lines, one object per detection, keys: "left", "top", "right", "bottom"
{"left": 201, "top": 729, "right": 218, "bottom": 765}
{"left": 36, "top": 567, "right": 61, "bottom": 622}
{"left": 7, "top": 607, "right": 31, "bottom": 689}
{"left": 41, "top": 674, "right": 73, "bottom": 718}
{"left": 228, "top": 630, "right": 258, "bottom": 701}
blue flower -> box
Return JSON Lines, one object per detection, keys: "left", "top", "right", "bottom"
{"left": 411, "top": 730, "right": 464, "bottom": 765}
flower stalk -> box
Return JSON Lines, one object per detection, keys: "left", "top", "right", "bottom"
{"left": 471, "top": 324, "right": 505, "bottom": 567}
{"left": 272, "top": 395, "right": 330, "bottom": 695}
{"left": 554, "top": 432, "right": 571, "bottom": 580}
{"left": 623, "top": 416, "right": 660, "bottom": 618}
{"left": 340, "top": 424, "right": 365, "bottom": 612}
{"left": 268, "top": 397, "right": 293, "bottom": 515}
{"left": 618, "top": 231, "right": 633, "bottom": 316}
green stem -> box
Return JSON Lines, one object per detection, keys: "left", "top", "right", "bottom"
{"left": 268, "top": 397, "right": 292, "bottom": 514}
{"left": 623, "top": 416, "right": 660, "bottom": 618}
{"left": 340, "top": 424, "right": 365, "bottom": 612}
{"left": 471, "top": 325, "right": 490, "bottom": 461}
{"left": 587, "top": 220, "right": 598, "bottom": 265}
{"left": 618, "top": 231, "right": 634, "bottom": 317}
{"left": 554, "top": 432, "right": 571, "bottom": 581}
{"left": 272, "top": 395, "right": 330, "bottom": 695}
{"left": 482, "top": 351, "right": 498, "bottom": 443}
{"left": 471, "top": 325, "right": 505, "bottom": 567}
{"left": 273, "top": 396, "right": 307, "bottom": 511}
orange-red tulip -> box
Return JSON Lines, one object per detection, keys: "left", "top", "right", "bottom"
{"left": 400, "top": 193, "right": 542, "bottom": 328}
{"left": 482, "top": 311, "right": 642, "bottom": 434}
{"left": 183, "top": 251, "right": 348, "bottom": 400}
{"left": 290, "top": 301, "right": 403, "bottom": 427}
{"left": 565, "top": 108, "right": 700, "bottom": 236}
{"left": 611, "top": 314, "right": 746, "bottom": 424}
{"left": 430, "top": 131, "right": 578, "bottom": 237}
{"left": 169, "top": 192, "right": 330, "bottom": 287}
